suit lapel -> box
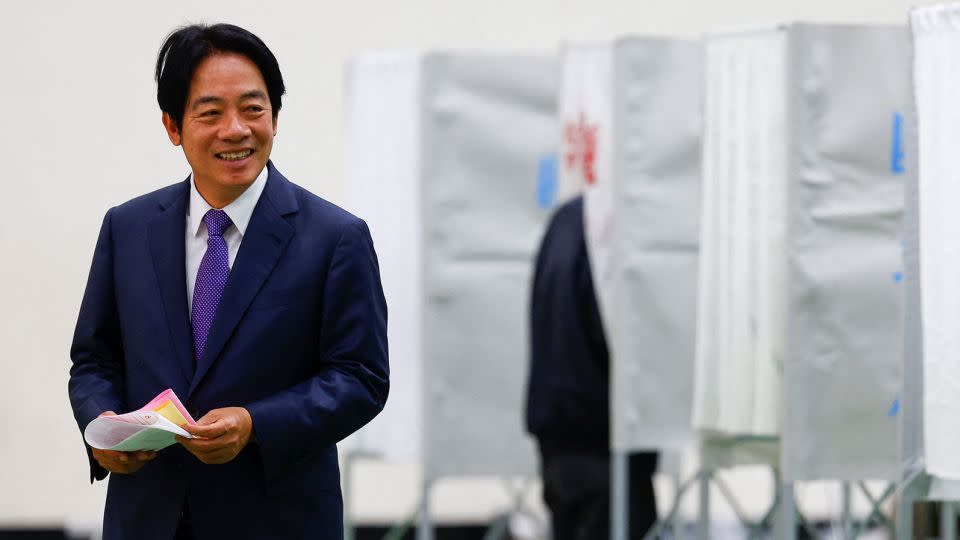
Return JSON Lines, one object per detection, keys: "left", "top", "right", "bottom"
{"left": 147, "top": 179, "right": 194, "bottom": 388}
{"left": 188, "top": 164, "right": 298, "bottom": 399}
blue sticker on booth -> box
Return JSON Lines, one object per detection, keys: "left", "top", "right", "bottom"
{"left": 891, "top": 112, "right": 905, "bottom": 175}
{"left": 537, "top": 154, "right": 558, "bottom": 209}
{"left": 888, "top": 398, "right": 900, "bottom": 417}
{"left": 893, "top": 271, "right": 904, "bottom": 284}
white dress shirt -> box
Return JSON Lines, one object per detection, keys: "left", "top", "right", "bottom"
{"left": 186, "top": 166, "right": 269, "bottom": 316}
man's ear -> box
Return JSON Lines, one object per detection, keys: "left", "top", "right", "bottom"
{"left": 272, "top": 111, "right": 279, "bottom": 136}
{"left": 162, "top": 112, "right": 182, "bottom": 146}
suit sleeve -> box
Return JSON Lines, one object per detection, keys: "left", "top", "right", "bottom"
{"left": 245, "top": 218, "right": 389, "bottom": 485}
{"left": 68, "top": 208, "right": 126, "bottom": 483}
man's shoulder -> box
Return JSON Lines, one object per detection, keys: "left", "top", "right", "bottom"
{"left": 278, "top": 175, "right": 366, "bottom": 234}
{"left": 551, "top": 195, "right": 583, "bottom": 225}
{"left": 543, "top": 195, "right": 584, "bottom": 238}
{"left": 110, "top": 180, "right": 187, "bottom": 220}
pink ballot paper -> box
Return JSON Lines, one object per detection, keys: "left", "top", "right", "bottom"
{"left": 83, "top": 389, "right": 197, "bottom": 452}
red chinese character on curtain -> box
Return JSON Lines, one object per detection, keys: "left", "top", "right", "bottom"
{"left": 564, "top": 112, "right": 599, "bottom": 184}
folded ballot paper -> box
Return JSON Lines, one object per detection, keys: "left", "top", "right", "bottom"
{"left": 83, "top": 389, "right": 196, "bottom": 452}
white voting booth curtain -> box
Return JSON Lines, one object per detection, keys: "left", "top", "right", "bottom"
{"left": 909, "top": 3, "right": 960, "bottom": 494}
{"left": 696, "top": 25, "right": 906, "bottom": 481}
{"left": 344, "top": 52, "right": 558, "bottom": 478}
{"left": 695, "top": 29, "right": 787, "bottom": 441}
{"left": 561, "top": 39, "right": 702, "bottom": 453}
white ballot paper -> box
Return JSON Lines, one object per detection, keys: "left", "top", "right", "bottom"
{"left": 83, "top": 389, "right": 196, "bottom": 452}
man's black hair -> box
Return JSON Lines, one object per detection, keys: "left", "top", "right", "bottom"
{"left": 155, "top": 23, "right": 285, "bottom": 130}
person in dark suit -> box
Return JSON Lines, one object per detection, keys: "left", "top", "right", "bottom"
{"left": 67, "top": 23, "right": 388, "bottom": 540}
{"left": 525, "top": 195, "right": 657, "bottom": 540}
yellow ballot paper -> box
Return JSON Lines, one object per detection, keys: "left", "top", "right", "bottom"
{"left": 153, "top": 400, "right": 189, "bottom": 427}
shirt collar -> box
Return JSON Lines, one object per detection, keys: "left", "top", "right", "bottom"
{"left": 188, "top": 165, "right": 269, "bottom": 238}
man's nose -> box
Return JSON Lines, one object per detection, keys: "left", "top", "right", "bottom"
{"left": 220, "top": 111, "right": 251, "bottom": 140}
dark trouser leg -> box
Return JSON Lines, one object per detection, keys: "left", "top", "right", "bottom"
{"left": 540, "top": 451, "right": 611, "bottom": 540}
{"left": 629, "top": 452, "right": 659, "bottom": 540}
{"left": 540, "top": 450, "right": 660, "bottom": 540}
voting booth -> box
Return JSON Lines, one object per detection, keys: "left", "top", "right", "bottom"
{"left": 559, "top": 38, "right": 702, "bottom": 456}
{"left": 694, "top": 29, "right": 907, "bottom": 530}
{"left": 343, "top": 51, "right": 559, "bottom": 529}
{"left": 902, "top": 2, "right": 960, "bottom": 517}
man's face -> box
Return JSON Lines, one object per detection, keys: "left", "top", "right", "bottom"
{"left": 162, "top": 52, "right": 277, "bottom": 206}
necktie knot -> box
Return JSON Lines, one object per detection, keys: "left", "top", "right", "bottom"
{"left": 203, "top": 209, "right": 232, "bottom": 237}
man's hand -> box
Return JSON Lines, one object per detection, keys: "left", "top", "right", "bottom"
{"left": 176, "top": 407, "right": 253, "bottom": 465}
{"left": 90, "top": 411, "right": 156, "bottom": 474}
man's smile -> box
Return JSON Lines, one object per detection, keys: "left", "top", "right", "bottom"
{"left": 216, "top": 149, "right": 253, "bottom": 161}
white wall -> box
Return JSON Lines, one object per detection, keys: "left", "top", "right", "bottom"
{"left": 0, "top": 0, "right": 921, "bottom": 530}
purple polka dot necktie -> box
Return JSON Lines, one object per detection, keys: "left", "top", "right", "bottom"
{"left": 191, "top": 209, "right": 232, "bottom": 362}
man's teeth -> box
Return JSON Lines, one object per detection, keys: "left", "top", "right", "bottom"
{"left": 218, "top": 150, "right": 252, "bottom": 161}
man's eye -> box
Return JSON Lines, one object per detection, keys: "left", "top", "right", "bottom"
{"left": 200, "top": 110, "right": 220, "bottom": 117}
{"left": 246, "top": 106, "right": 264, "bottom": 113}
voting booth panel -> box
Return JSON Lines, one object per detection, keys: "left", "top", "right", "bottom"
{"left": 421, "top": 54, "right": 557, "bottom": 477}
{"left": 610, "top": 39, "right": 702, "bottom": 453}
{"left": 695, "top": 25, "right": 906, "bottom": 480}
{"left": 343, "top": 52, "right": 557, "bottom": 478}
{"left": 694, "top": 29, "right": 788, "bottom": 441}
{"left": 561, "top": 39, "right": 702, "bottom": 453}
{"left": 907, "top": 3, "right": 960, "bottom": 496}
{"left": 344, "top": 53, "right": 423, "bottom": 463}
{"left": 782, "top": 25, "right": 907, "bottom": 483}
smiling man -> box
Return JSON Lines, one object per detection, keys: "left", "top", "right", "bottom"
{"left": 68, "top": 24, "right": 388, "bottom": 540}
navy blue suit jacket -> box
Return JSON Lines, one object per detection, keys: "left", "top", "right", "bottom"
{"left": 525, "top": 196, "right": 610, "bottom": 455}
{"left": 68, "top": 162, "right": 389, "bottom": 539}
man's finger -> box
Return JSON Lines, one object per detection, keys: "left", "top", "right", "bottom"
{"left": 178, "top": 437, "right": 240, "bottom": 462}
{"left": 184, "top": 420, "right": 227, "bottom": 439}
{"left": 178, "top": 436, "right": 213, "bottom": 453}
{"left": 180, "top": 436, "right": 231, "bottom": 453}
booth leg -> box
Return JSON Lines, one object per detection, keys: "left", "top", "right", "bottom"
{"left": 842, "top": 481, "right": 852, "bottom": 540}
{"left": 775, "top": 481, "right": 796, "bottom": 540}
{"left": 698, "top": 471, "right": 710, "bottom": 540}
{"left": 417, "top": 477, "right": 434, "bottom": 540}
{"left": 943, "top": 501, "right": 957, "bottom": 540}
{"left": 343, "top": 452, "right": 355, "bottom": 540}
{"left": 670, "top": 464, "right": 682, "bottom": 539}
{"left": 897, "top": 492, "right": 912, "bottom": 540}
{"left": 612, "top": 451, "right": 629, "bottom": 540}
